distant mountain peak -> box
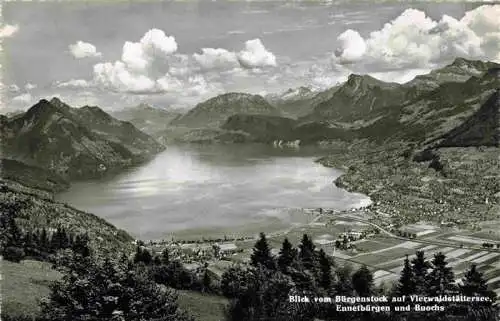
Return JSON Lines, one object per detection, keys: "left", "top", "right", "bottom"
{"left": 25, "top": 99, "right": 61, "bottom": 119}
{"left": 345, "top": 74, "right": 391, "bottom": 88}
{"left": 136, "top": 102, "right": 154, "bottom": 110}
{"left": 50, "top": 97, "right": 63, "bottom": 105}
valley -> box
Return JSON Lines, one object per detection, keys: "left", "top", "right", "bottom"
{"left": 1, "top": 57, "right": 499, "bottom": 320}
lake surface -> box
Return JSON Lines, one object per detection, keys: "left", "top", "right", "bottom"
{"left": 56, "top": 144, "right": 371, "bottom": 240}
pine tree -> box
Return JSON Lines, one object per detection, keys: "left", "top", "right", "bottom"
{"left": 299, "top": 234, "right": 316, "bottom": 270}
{"left": 318, "top": 249, "right": 332, "bottom": 290}
{"left": 23, "top": 230, "right": 34, "bottom": 256}
{"left": 161, "top": 248, "right": 170, "bottom": 264}
{"left": 461, "top": 264, "right": 496, "bottom": 301}
{"left": 352, "top": 265, "right": 374, "bottom": 296}
{"left": 335, "top": 264, "right": 354, "bottom": 296}
{"left": 72, "top": 233, "right": 92, "bottom": 257}
{"left": 460, "top": 264, "right": 497, "bottom": 321}
{"left": 411, "top": 250, "right": 430, "bottom": 294}
{"left": 396, "top": 255, "right": 415, "bottom": 296}
{"left": 202, "top": 268, "right": 212, "bottom": 293}
{"left": 60, "top": 227, "right": 70, "bottom": 249}
{"left": 250, "top": 233, "right": 275, "bottom": 270}
{"left": 428, "top": 252, "right": 456, "bottom": 296}
{"left": 50, "top": 227, "right": 61, "bottom": 251}
{"left": 277, "top": 238, "right": 297, "bottom": 272}
{"left": 40, "top": 228, "right": 49, "bottom": 251}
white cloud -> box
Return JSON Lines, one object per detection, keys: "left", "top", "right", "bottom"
{"left": 11, "top": 93, "right": 32, "bottom": 104}
{"left": 193, "top": 39, "right": 276, "bottom": 71}
{"left": 334, "top": 29, "right": 366, "bottom": 64}
{"left": 0, "top": 24, "right": 19, "bottom": 38}
{"left": 93, "top": 61, "right": 158, "bottom": 93}
{"left": 93, "top": 29, "right": 183, "bottom": 93}
{"left": 333, "top": 5, "right": 500, "bottom": 69}
{"left": 193, "top": 48, "right": 239, "bottom": 70}
{"left": 8, "top": 84, "right": 20, "bottom": 93}
{"left": 237, "top": 39, "right": 277, "bottom": 68}
{"left": 56, "top": 79, "right": 91, "bottom": 89}
{"left": 69, "top": 41, "right": 102, "bottom": 59}
{"left": 91, "top": 28, "right": 277, "bottom": 98}
{"left": 25, "top": 83, "right": 37, "bottom": 90}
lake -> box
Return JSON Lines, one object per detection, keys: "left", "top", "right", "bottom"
{"left": 56, "top": 144, "right": 371, "bottom": 240}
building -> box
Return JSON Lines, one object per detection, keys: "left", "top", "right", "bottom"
{"left": 397, "top": 222, "right": 437, "bottom": 238}
{"left": 213, "top": 243, "right": 239, "bottom": 258}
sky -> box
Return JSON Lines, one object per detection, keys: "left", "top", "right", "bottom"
{"left": 0, "top": 0, "right": 499, "bottom": 112}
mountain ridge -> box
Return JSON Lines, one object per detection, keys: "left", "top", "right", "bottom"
{"left": 1, "top": 98, "right": 165, "bottom": 185}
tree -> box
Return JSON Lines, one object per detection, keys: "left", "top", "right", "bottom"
{"left": 318, "top": 249, "right": 332, "bottom": 290}
{"left": 225, "top": 266, "right": 315, "bottom": 321}
{"left": 334, "top": 264, "right": 354, "bottom": 296}
{"left": 396, "top": 255, "right": 415, "bottom": 296}
{"left": 72, "top": 233, "right": 92, "bottom": 257}
{"left": 3, "top": 246, "right": 25, "bottom": 263}
{"left": 411, "top": 251, "right": 430, "bottom": 294}
{"left": 221, "top": 265, "right": 253, "bottom": 298}
{"left": 40, "top": 228, "right": 49, "bottom": 251}
{"left": 277, "top": 238, "right": 297, "bottom": 272}
{"left": 161, "top": 248, "right": 170, "bottom": 264}
{"left": 460, "top": 264, "right": 496, "bottom": 300}
{"left": 352, "top": 265, "right": 374, "bottom": 296}
{"left": 250, "top": 233, "right": 275, "bottom": 270}
{"left": 201, "top": 268, "right": 212, "bottom": 293}
{"left": 428, "top": 252, "right": 456, "bottom": 296}
{"left": 41, "top": 251, "right": 194, "bottom": 321}
{"left": 133, "top": 246, "right": 152, "bottom": 265}
{"left": 460, "top": 264, "right": 497, "bottom": 321}
{"left": 299, "top": 234, "right": 316, "bottom": 271}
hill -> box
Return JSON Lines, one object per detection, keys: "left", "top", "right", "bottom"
{"left": 300, "top": 74, "right": 409, "bottom": 124}
{"left": 111, "top": 103, "right": 183, "bottom": 136}
{"left": 171, "top": 92, "right": 281, "bottom": 128}
{"left": 432, "top": 89, "right": 500, "bottom": 148}
{"left": 0, "top": 180, "right": 134, "bottom": 255}
{"left": 221, "top": 114, "right": 297, "bottom": 142}
{"left": 0, "top": 159, "right": 69, "bottom": 193}
{"left": 1, "top": 98, "right": 164, "bottom": 183}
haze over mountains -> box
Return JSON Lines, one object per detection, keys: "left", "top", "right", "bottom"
{"left": 2, "top": 58, "right": 499, "bottom": 191}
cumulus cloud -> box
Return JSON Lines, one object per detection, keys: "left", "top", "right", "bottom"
{"left": 0, "top": 24, "right": 19, "bottom": 38}
{"left": 11, "top": 93, "right": 33, "bottom": 104}
{"left": 92, "top": 29, "right": 185, "bottom": 93}
{"left": 333, "top": 5, "right": 500, "bottom": 69}
{"left": 334, "top": 29, "right": 366, "bottom": 64}
{"left": 237, "top": 39, "right": 277, "bottom": 68}
{"left": 91, "top": 28, "right": 276, "bottom": 97}
{"left": 193, "top": 48, "right": 240, "bottom": 70}
{"left": 193, "top": 39, "right": 277, "bottom": 71}
{"left": 69, "top": 41, "right": 102, "bottom": 59}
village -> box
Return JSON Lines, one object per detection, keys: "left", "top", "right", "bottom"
{"left": 139, "top": 206, "right": 500, "bottom": 298}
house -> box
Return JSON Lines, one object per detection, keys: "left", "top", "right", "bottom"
{"left": 397, "top": 222, "right": 437, "bottom": 238}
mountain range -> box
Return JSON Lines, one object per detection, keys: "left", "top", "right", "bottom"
{"left": 170, "top": 92, "right": 282, "bottom": 128}
{"left": 2, "top": 58, "right": 498, "bottom": 177}
{"left": 1, "top": 97, "right": 164, "bottom": 188}
{"left": 221, "top": 58, "right": 500, "bottom": 147}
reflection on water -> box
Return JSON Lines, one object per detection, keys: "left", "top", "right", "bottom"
{"left": 56, "top": 144, "right": 370, "bottom": 239}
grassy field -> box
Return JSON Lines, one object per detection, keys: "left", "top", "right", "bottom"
{"left": 177, "top": 290, "right": 229, "bottom": 321}
{"left": 1, "top": 259, "right": 229, "bottom": 321}
{"left": 1, "top": 259, "right": 62, "bottom": 318}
